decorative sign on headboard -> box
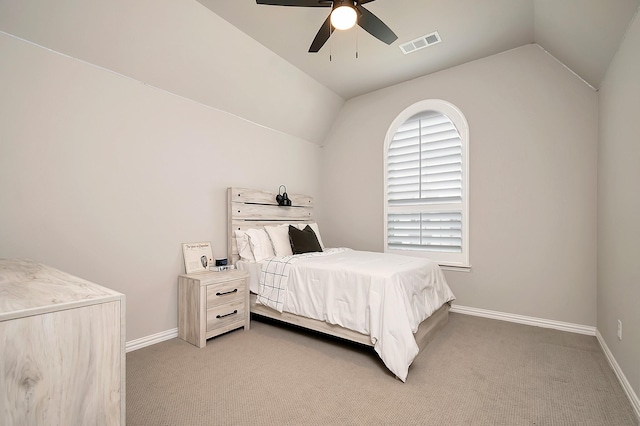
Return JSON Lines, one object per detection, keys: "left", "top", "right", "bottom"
{"left": 227, "top": 187, "right": 314, "bottom": 264}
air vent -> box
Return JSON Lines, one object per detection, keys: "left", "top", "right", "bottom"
{"left": 399, "top": 31, "right": 441, "bottom": 55}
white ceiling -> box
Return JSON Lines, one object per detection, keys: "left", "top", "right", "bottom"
{"left": 198, "top": 0, "right": 639, "bottom": 99}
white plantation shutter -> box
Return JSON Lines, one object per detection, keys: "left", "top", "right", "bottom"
{"left": 388, "top": 111, "right": 462, "bottom": 205}
{"left": 385, "top": 102, "right": 469, "bottom": 267}
{"left": 387, "top": 212, "right": 462, "bottom": 252}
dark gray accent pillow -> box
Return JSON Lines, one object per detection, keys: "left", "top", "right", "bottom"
{"left": 289, "top": 225, "right": 323, "bottom": 255}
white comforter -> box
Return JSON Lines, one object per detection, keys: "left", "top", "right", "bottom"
{"left": 256, "top": 248, "right": 455, "bottom": 382}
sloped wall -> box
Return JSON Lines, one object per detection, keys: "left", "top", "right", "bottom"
{"left": 0, "top": 0, "right": 343, "bottom": 145}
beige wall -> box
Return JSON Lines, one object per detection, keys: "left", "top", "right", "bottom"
{"left": 598, "top": 11, "right": 640, "bottom": 402}
{"left": 0, "top": 32, "right": 321, "bottom": 341}
{"left": 0, "top": 0, "right": 344, "bottom": 342}
{"left": 319, "top": 44, "right": 598, "bottom": 327}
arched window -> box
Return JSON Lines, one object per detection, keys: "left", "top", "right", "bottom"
{"left": 384, "top": 100, "right": 469, "bottom": 267}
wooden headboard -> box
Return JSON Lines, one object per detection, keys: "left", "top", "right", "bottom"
{"left": 227, "top": 187, "right": 314, "bottom": 264}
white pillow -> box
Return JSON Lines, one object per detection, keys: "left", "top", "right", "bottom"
{"left": 234, "top": 230, "right": 255, "bottom": 262}
{"left": 265, "top": 224, "right": 293, "bottom": 257}
{"left": 246, "top": 228, "right": 275, "bottom": 262}
{"left": 297, "top": 222, "right": 325, "bottom": 249}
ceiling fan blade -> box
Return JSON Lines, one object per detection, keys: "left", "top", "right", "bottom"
{"left": 309, "top": 14, "right": 334, "bottom": 52}
{"left": 256, "top": 0, "right": 330, "bottom": 6}
{"left": 355, "top": 4, "right": 397, "bottom": 45}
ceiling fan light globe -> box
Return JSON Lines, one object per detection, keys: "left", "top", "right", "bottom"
{"left": 331, "top": 6, "right": 357, "bottom": 30}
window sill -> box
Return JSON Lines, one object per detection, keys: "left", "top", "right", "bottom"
{"left": 439, "top": 264, "right": 471, "bottom": 273}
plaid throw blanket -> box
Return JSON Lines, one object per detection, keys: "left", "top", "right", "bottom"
{"left": 256, "top": 248, "right": 350, "bottom": 312}
{"left": 256, "top": 255, "right": 299, "bottom": 312}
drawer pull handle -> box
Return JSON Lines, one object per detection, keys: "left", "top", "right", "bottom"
{"left": 216, "top": 289, "right": 238, "bottom": 296}
{"left": 216, "top": 310, "right": 238, "bottom": 319}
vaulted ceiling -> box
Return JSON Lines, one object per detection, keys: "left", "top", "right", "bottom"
{"left": 199, "top": 0, "right": 640, "bottom": 99}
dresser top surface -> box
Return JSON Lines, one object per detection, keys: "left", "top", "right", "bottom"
{"left": 0, "top": 258, "right": 124, "bottom": 320}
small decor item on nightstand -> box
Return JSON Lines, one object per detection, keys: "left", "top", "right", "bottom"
{"left": 211, "top": 265, "right": 235, "bottom": 272}
{"left": 182, "top": 241, "right": 213, "bottom": 274}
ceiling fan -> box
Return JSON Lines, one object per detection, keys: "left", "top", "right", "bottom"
{"left": 255, "top": 0, "right": 398, "bottom": 53}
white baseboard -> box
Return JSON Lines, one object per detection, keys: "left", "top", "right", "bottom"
{"left": 125, "top": 328, "right": 178, "bottom": 353}
{"left": 596, "top": 331, "right": 640, "bottom": 422}
{"left": 450, "top": 304, "right": 596, "bottom": 335}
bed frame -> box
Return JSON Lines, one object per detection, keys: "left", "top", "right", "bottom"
{"left": 227, "top": 187, "right": 449, "bottom": 352}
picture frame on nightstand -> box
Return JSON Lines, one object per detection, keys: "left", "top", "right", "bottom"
{"left": 182, "top": 241, "right": 213, "bottom": 274}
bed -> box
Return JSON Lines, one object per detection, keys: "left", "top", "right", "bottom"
{"left": 227, "top": 187, "right": 455, "bottom": 381}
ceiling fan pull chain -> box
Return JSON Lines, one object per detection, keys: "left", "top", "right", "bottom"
{"left": 329, "top": 24, "right": 333, "bottom": 62}
{"left": 355, "top": 23, "right": 359, "bottom": 59}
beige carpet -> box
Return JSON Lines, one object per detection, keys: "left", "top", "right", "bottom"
{"left": 127, "top": 313, "right": 638, "bottom": 425}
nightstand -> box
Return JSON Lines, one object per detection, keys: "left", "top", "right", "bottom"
{"left": 178, "top": 269, "right": 249, "bottom": 348}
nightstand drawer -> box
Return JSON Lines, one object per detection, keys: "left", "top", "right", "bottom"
{"left": 206, "top": 279, "right": 245, "bottom": 307}
{"left": 206, "top": 298, "right": 245, "bottom": 332}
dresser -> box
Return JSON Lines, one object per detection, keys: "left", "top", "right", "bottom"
{"left": 0, "top": 259, "right": 126, "bottom": 426}
{"left": 178, "top": 269, "right": 249, "bottom": 348}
